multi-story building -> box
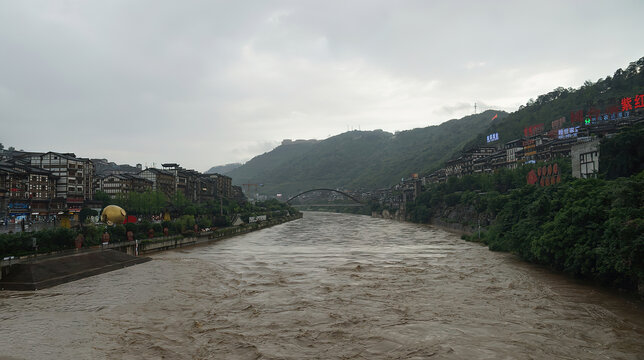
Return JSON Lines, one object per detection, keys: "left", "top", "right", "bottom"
{"left": 0, "top": 160, "right": 58, "bottom": 221}
{"left": 504, "top": 139, "right": 523, "bottom": 170}
{"left": 571, "top": 138, "right": 600, "bottom": 178}
{"left": 137, "top": 168, "right": 175, "bottom": 198}
{"left": 95, "top": 173, "right": 153, "bottom": 198}
{"left": 232, "top": 185, "right": 246, "bottom": 203}
{"left": 196, "top": 176, "right": 218, "bottom": 203}
{"left": 29, "top": 152, "right": 95, "bottom": 212}
{"left": 162, "top": 164, "right": 202, "bottom": 202}
{"left": 445, "top": 146, "right": 497, "bottom": 178}
{"left": 206, "top": 173, "right": 233, "bottom": 199}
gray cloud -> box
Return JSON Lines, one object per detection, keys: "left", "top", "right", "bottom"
{"left": 0, "top": 1, "right": 641, "bottom": 171}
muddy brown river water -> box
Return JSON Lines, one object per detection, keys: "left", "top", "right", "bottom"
{"left": 1, "top": 212, "right": 643, "bottom": 359}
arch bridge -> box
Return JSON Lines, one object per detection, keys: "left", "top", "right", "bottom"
{"left": 286, "top": 188, "right": 364, "bottom": 204}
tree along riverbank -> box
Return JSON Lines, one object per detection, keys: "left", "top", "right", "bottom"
{"left": 403, "top": 168, "right": 643, "bottom": 296}
{"left": 0, "top": 213, "right": 303, "bottom": 290}
{"left": 0, "top": 201, "right": 301, "bottom": 259}
{"left": 394, "top": 126, "right": 644, "bottom": 296}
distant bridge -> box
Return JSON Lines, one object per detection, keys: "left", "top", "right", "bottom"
{"left": 286, "top": 188, "right": 364, "bottom": 204}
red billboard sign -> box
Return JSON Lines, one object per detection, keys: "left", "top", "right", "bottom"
{"left": 621, "top": 94, "right": 644, "bottom": 111}
{"left": 527, "top": 163, "right": 561, "bottom": 186}
{"left": 551, "top": 117, "right": 565, "bottom": 130}
{"left": 524, "top": 123, "right": 544, "bottom": 138}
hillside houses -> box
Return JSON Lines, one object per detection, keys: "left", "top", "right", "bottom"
{"left": 0, "top": 149, "right": 237, "bottom": 223}
{"left": 373, "top": 111, "right": 644, "bottom": 213}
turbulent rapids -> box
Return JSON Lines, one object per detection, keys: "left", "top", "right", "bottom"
{"left": 0, "top": 212, "right": 642, "bottom": 359}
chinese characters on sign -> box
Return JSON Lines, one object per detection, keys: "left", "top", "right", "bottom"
{"left": 621, "top": 94, "right": 644, "bottom": 111}
{"left": 551, "top": 117, "right": 565, "bottom": 130}
{"left": 558, "top": 126, "right": 580, "bottom": 139}
{"left": 526, "top": 163, "right": 561, "bottom": 187}
{"left": 524, "top": 123, "right": 544, "bottom": 137}
{"left": 570, "top": 98, "right": 636, "bottom": 125}
{"left": 486, "top": 132, "right": 499, "bottom": 143}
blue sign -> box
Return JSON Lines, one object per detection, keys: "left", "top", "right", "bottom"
{"left": 8, "top": 203, "right": 29, "bottom": 209}
{"left": 558, "top": 126, "right": 580, "bottom": 139}
{"left": 486, "top": 132, "right": 499, "bottom": 143}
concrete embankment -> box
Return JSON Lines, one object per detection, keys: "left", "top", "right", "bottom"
{"left": 0, "top": 214, "right": 302, "bottom": 291}
{"left": 372, "top": 205, "right": 492, "bottom": 236}
{"left": 0, "top": 250, "right": 151, "bottom": 291}
{"left": 136, "top": 214, "right": 303, "bottom": 255}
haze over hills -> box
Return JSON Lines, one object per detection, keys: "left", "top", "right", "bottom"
{"left": 226, "top": 110, "right": 507, "bottom": 195}
{"left": 464, "top": 56, "right": 644, "bottom": 151}
{"left": 226, "top": 57, "right": 644, "bottom": 197}
{"left": 205, "top": 163, "right": 243, "bottom": 175}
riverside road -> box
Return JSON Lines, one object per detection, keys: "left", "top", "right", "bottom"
{"left": 0, "top": 212, "right": 642, "bottom": 359}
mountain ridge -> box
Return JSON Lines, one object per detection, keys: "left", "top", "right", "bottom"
{"left": 227, "top": 110, "right": 506, "bottom": 195}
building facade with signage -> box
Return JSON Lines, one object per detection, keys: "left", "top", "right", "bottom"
{"left": 29, "top": 152, "right": 95, "bottom": 213}
{"left": 0, "top": 160, "right": 58, "bottom": 221}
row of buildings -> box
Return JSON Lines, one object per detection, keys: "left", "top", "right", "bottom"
{"left": 372, "top": 110, "right": 643, "bottom": 213}
{"left": 0, "top": 151, "right": 239, "bottom": 223}
{"left": 425, "top": 112, "right": 643, "bottom": 184}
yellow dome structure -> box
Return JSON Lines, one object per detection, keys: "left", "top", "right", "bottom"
{"left": 101, "top": 205, "right": 127, "bottom": 225}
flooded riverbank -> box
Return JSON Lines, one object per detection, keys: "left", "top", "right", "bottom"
{"left": 1, "top": 212, "right": 642, "bottom": 359}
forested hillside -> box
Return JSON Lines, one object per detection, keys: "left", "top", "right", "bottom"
{"left": 227, "top": 111, "right": 506, "bottom": 195}
{"left": 227, "top": 57, "right": 644, "bottom": 196}
{"left": 464, "top": 57, "right": 644, "bottom": 149}
{"left": 405, "top": 125, "right": 644, "bottom": 293}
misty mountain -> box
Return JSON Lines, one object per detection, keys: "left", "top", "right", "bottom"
{"left": 205, "top": 162, "right": 243, "bottom": 175}
{"left": 227, "top": 111, "right": 506, "bottom": 195}
{"left": 228, "top": 57, "right": 644, "bottom": 196}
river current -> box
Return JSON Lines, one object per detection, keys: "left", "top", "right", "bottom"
{"left": 0, "top": 212, "right": 642, "bottom": 359}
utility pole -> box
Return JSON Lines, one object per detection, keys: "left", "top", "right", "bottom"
{"left": 474, "top": 102, "right": 477, "bottom": 114}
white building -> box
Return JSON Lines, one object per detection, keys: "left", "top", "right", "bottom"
{"left": 571, "top": 138, "right": 600, "bottom": 178}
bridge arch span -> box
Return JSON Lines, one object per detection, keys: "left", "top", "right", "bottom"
{"left": 286, "top": 188, "right": 363, "bottom": 204}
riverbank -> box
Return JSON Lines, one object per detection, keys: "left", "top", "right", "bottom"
{"left": 136, "top": 213, "right": 303, "bottom": 255}
{"left": 3, "top": 211, "right": 642, "bottom": 359}
{"left": 0, "top": 214, "right": 302, "bottom": 290}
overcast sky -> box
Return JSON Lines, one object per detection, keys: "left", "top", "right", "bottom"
{"left": 1, "top": 1, "right": 641, "bottom": 171}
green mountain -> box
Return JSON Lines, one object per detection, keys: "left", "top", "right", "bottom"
{"left": 465, "top": 57, "right": 644, "bottom": 149}
{"left": 227, "top": 110, "right": 507, "bottom": 195}
{"left": 229, "top": 57, "right": 644, "bottom": 197}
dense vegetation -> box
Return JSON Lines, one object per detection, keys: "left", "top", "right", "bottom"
{"left": 95, "top": 189, "right": 243, "bottom": 218}
{"left": 406, "top": 125, "right": 644, "bottom": 292}
{"left": 599, "top": 125, "right": 644, "bottom": 180}
{"left": 480, "top": 173, "right": 643, "bottom": 291}
{"left": 0, "top": 199, "right": 299, "bottom": 258}
{"left": 228, "top": 110, "right": 507, "bottom": 195}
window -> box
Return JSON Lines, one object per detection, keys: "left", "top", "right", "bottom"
{"left": 580, "top": 151, "right": 597, "bottom": 178}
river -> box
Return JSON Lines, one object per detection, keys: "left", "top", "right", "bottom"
{"left": 0, "top": 212, "right": 642, "bottom": 359}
